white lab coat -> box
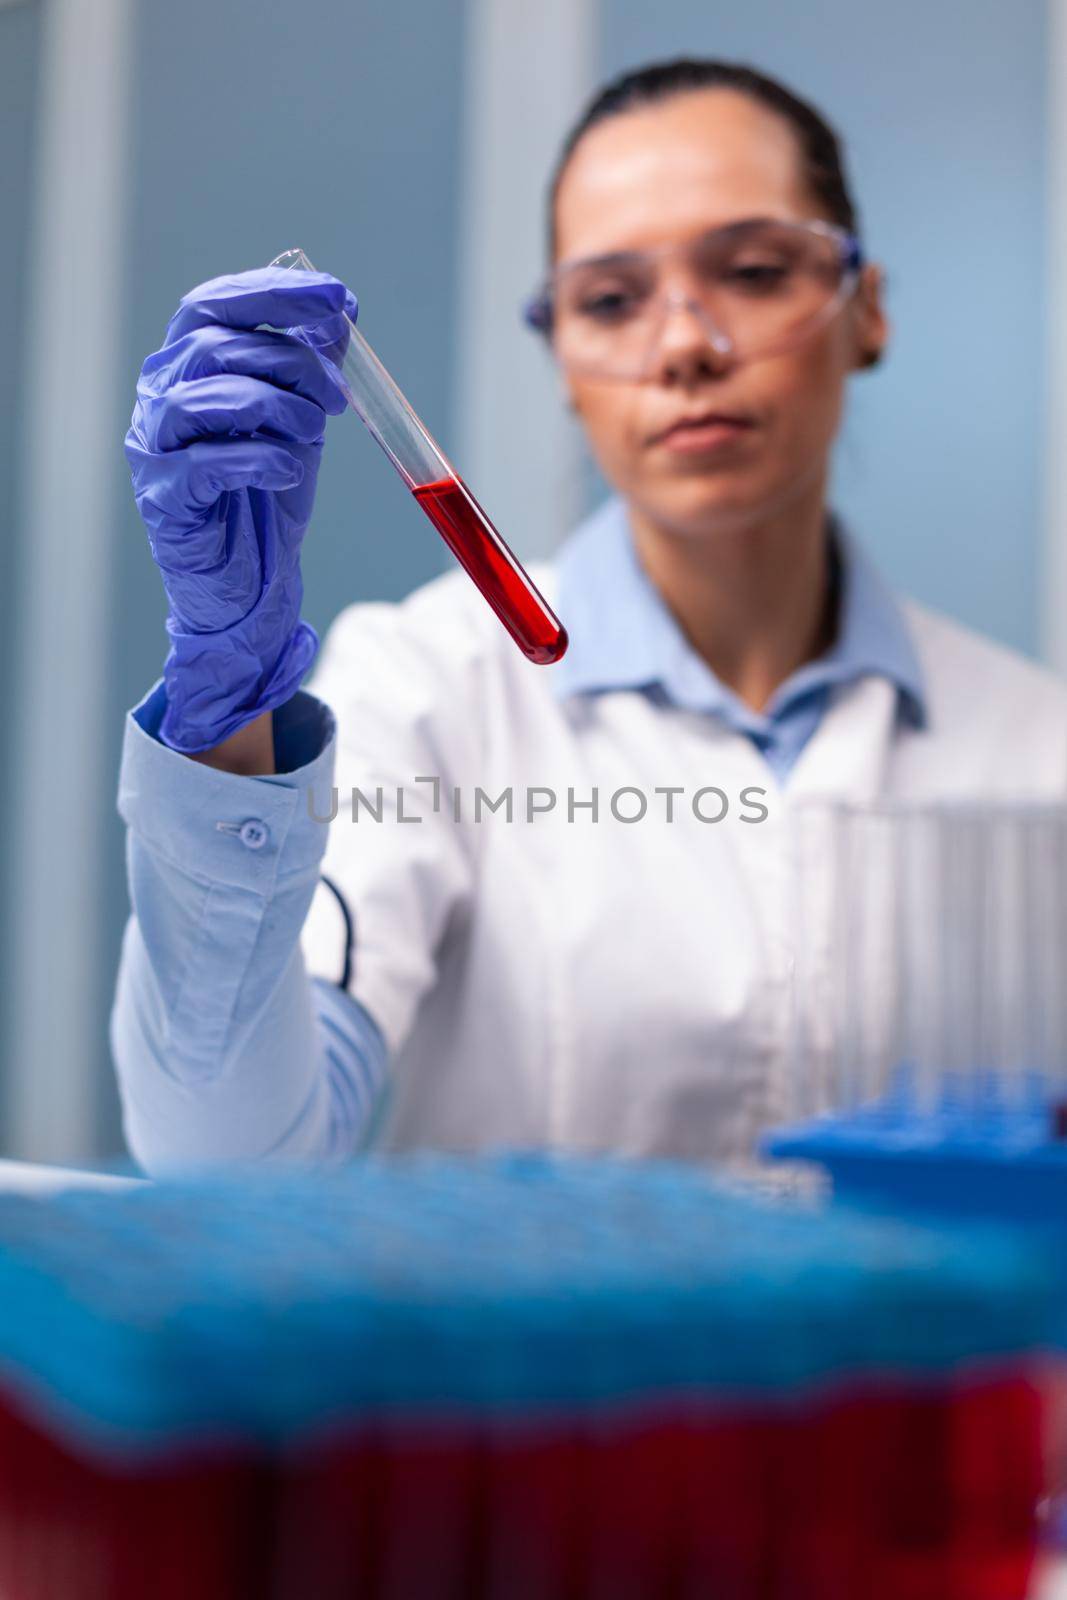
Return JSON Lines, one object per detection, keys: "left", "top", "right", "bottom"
{"left": 299, "top": 558, "right": 1067, "bottom": 1170}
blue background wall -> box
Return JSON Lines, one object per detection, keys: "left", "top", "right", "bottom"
{"left": 0, "top": 0, "right": 43, "bottom": 1150}
{"left": 0, "top": 0, "right": 1057, "bottom": 1158}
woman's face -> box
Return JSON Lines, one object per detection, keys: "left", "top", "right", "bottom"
{"left": 553, "top": 89, "right": 888, "bottom": 538}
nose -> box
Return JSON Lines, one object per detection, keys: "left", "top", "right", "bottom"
{"left": 648, "top": 291, "right": 735, "bottom": 383}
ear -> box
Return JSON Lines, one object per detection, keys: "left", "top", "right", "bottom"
{"left": 851, "top": 261, "right": 889, "bottom": 374}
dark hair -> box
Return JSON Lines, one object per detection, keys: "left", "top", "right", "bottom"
{"left": 547, "top": 58, "right": 860, "bottom": 263}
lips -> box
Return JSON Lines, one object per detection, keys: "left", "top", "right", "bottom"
{"left": 651, "top": 410, "right": 756, "bottom": 445}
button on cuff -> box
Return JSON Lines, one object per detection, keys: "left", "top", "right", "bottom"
{"left": 120, "top": 680, "right": 338, "bottom": 890}
{"left": 215, "top": 817, "right": 272, "bottom": 850}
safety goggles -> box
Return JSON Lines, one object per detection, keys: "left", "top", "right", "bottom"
{"left": 523, "top": 216, "right": 864, "bottom": 381}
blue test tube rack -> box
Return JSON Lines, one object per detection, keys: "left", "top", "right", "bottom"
{"left": 763, "top": 1065, "right": 1067, "bottom": 1232}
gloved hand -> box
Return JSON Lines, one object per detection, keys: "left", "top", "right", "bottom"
{"left": 125, "top": 267, "right": 357, "bottom": 753}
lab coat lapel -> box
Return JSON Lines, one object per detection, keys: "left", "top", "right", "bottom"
{"left": 783, "top": 677, "right": 898, "bottom": 804}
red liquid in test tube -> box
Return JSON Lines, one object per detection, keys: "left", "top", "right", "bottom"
{"left": 412, "top": 476, "right": 568, "bottom": 666}
{"left": 268, "top": 251, "right": 568, "bottom": 665}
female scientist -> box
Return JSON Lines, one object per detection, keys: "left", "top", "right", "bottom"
{"left": 114, "top": 59, "right": 1067, "bottom": 1172}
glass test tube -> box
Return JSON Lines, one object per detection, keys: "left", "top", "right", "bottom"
{"left": 269, "top": 248, "right": 568, "bottom": 666}
{"left": 801, "top": 799, "right": 1067, "bottom": 1128}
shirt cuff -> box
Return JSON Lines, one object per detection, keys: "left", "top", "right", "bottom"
{"left": 119, "top": 679, "right": 338, "bottom": 891}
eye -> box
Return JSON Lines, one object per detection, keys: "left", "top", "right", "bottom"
{"left": 573, "top": 285, "right": 646, "bottom": 321}
{"left": 725, "top": 261, "right": 792, "bottom": 292}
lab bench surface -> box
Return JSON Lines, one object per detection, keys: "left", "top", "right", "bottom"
{"left": 0, "top": 1158, "right": 141, "bottom": 1195}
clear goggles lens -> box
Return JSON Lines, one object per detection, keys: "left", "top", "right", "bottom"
{"left": 529, "top": 219, "right": 862, "bottom": 380}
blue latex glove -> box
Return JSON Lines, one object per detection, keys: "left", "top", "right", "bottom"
{"left": 125, "top": 267, "right": 358, "bottom": 753}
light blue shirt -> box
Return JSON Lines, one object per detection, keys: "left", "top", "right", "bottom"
{"left": 111, "top": 500, "right": 926, "bottom": 1170}
{"left": 112, "top": 683, "right": 389, "bottom": 1170}
{"left": 548, "top": 497, "right": 926, "bottom": 782}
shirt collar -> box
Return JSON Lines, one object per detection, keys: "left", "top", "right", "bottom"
{"left": 548, "top": 496, "right": 927, "bottom": 732}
